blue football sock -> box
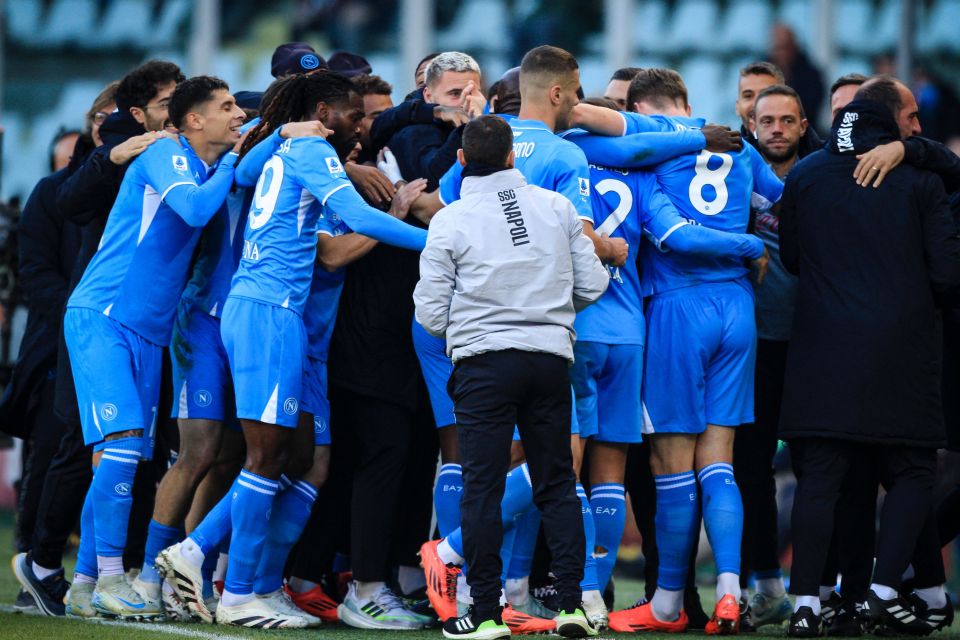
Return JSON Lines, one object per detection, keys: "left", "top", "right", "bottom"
{"left": 435, "top": 463, "right": 463, "bottom": 537}
{"left": 190, "top": 484, "right": 235, "bottom": 556}
{"left": 577, "top": 483, "right": 600, "bottom": 592}
{"left": 590, "top": 483, "right": 626, "bottom": 592}
{"left": 141, "top": 520, "right": 183, "bottom": 583}
{"left": 224, "top": 470, "right": 279, "bottom": 597}
{"left": 655, "top": 471, "right": 699, "bottom": 590}
{"left": 253, "top": 477, "right": 316, "bottom": 595}
{"left": 697, "top": 463, "right": 743, "bottom": 576}
{"left": 92, "top": 438, "right": 141, "bottom": 567}
{"left": 75, "top": 482, "right": 97, "bottom": 580}
{"left": 506, "top": 508, "right": 540, "bottom": 579}
{"left": 447, "top": 463, "right": 534, "bottom": 558}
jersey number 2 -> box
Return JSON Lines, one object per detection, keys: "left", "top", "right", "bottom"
{"left": 249, "top": 156, "right": 284, "bottom": 230}
{"left": 688, "top": 150, "right": 732, "bottom": 216}
{"left": 594, "top": 178, "right": 633, "bottom": 237}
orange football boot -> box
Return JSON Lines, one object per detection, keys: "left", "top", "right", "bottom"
{"left": 503, "top": 605, "right": 557, "bottom": 635}
{"left": 608, "top": 601, "right": 689, "bottom": 633}
{"left": 705, "top": 594, "right": 741, "bottom": 635}
{"left": 285, "top": 584, "right": 339, "bottom": 623}
{"left": 419, "top": 539, "right": 460, "bottom": 621}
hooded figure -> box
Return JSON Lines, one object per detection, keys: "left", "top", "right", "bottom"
{"left": 779, "top": 98, "right": 960, "bottom": 447}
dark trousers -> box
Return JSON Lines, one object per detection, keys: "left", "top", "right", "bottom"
{"left": 734, "top": 339, "right": 787, "bottom": 581}
{"left": 789, "top": 438, "right": 937, "bottom": 596}
{"left": 453, "top": 349, "right": 583, "bottom": 616}
{"left": 16, "top": 377, "right": 71, "bottom": 552}
{"left": 347, "top": 387, "right": 436, "bottom": 582}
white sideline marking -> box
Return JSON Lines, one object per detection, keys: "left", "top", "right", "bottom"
{"left": 0, "top": 605, "right": 248, "bottom": 640}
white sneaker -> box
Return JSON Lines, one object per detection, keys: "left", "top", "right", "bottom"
{"left": 582, "top": 590, "right": 609, "bottom": 630}
{"left": 130, "top": 577, "right": 165, "bottom": 620}
{"left": 161, "top": 579, "right": 191, "bottom": 622}
{"left": 156, "top": 542, "right": 212, "bottom": 623}
{"left": 65, "top": 582, "right": 97, "bottom": 618}
{"left": 338, "top": 582, "right": 427, "bottom": 630}
{"left": 215, "top": 594, "right": 309, "bottom": 628}
{"left": 258, "top": 589, "right": 321, "bottom": 627}
{"left": 92, "top": 574, "right": 162, "bottom": 620}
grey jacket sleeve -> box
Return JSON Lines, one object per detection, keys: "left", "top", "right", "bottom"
{"left": 413, "top": 211, "right": 457, "bottom": 336}
{"left": 564, "top": 198, "right": 609, "bottom": 311}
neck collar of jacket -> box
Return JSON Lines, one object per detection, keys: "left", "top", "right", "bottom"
{"left": 828, "top": 99, "right": 900, "bottom": 155}
{"left": 461, "top": 167, "right": 527, "bottom": 197}
{"left": 99, "top": 110, "right": 147, "bottom": 147}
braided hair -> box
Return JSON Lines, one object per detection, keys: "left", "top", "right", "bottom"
{"left": 238, "top": 71, "right": 356, "bottom": 159}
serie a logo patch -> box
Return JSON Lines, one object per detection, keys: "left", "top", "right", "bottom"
{"left": 172, "top": 155, "right": 189, "bottom": 173}
{"left": 326, "top": 156, "right": 344, "bottom": 175}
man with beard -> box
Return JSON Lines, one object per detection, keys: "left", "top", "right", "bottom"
{"left": 735, "top": 84, "right": 807, "bottom": 629}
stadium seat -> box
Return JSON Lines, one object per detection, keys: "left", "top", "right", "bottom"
{"left": 833, "top": 56, "right": 872, "bottom": 80}
{"left": 872, "top": 0, "right": 900, "bottom": 54}
{"left": 100, "top": 0, "right": 153, "bottom": 48}
{"left": 36, "top": 0, "right": 97, "bottom": 47}
{"left": 6, "top": 0, "right": 42, "bottom": 46}
{"left": 664, "top": 0, "right": 721, "bottom": 53}
{"left": 631, "top": 0, "right": 669, "bottom": 55}
{"left": 777, "top": 0, "right": 813, "bottom": 49}
{"left": 920, "top": 0, "right": 960, "bottom": 53}
{"left": 834, "top": 0, "right": 876, "bottom": 55}
{"left": 149, "top": 0, "right": 192, "bottom": 49}
{"left": 436, "top": 0, "right": 508, "bottom": 54}
{"left": 680, "top": 57, "right": 725, "bottom": 125}
{"left": 718, "top": 0, "right": 772, "bottom": 54}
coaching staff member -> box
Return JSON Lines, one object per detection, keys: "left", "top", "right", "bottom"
{"left": 414, "top": 115, "right": 608, "bottom": 640}
{"left": 779, "top": 76, "right": 960, "bottom": 637}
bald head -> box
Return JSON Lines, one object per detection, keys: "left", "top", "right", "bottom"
{"left": 855, "top": 76, "right": 920, "bottom": 138}
{"left": 495, "top": 67, "right": 521, "bottom": 116}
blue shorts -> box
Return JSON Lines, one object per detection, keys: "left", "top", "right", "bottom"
{"left": 302, "top": 356, "right": 332, "bottom": 446}
{"left": 412, "top": 319, "right": 455, "bottom": 429}
{"left": 63, "top": 307, "right": 161, "bottom": 459}
{"left": 221, "top": 297, "right": 306, "bottom": 428}
{"left": 572, "top": 342, "right": 644, "bottom": 443}
{"left": 170, "top": 306, "right": 237, "bottom": 424}
{"left": 512, "top": 386, "right": 580, "bottom": 441}
{"left": 642, "top": 282, "right": 756, "bottom": 434}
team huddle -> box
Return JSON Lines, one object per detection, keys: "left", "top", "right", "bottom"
{"left": 9, "top": 35, "right": 956, "bottom": 640}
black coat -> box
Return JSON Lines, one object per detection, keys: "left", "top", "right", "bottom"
{"left": 778, "top": 99, "right": 960, "bottom": 447}
{"left": 0, "top": 139, "right": 85, "bottom": 436}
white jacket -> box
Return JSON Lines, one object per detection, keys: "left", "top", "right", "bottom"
{"left": 413, "top": 168, "right": 608, "bottom": 362}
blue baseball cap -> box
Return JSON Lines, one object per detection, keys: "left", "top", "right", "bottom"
{"left": 271, "top": 42, "right": 328, "bottom": 78}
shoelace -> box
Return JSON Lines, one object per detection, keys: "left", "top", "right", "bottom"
{"left": 374, "top": 587, "right": 409, "bottom": 613}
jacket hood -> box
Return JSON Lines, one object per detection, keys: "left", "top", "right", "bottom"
{"left": 67, "top": 133, "right": 97, "bottom": 172}
{"left": 99, "top": 110, "right": 147, "bottom": 147}
{"left": 828, "top": 99, "right": 900, "bottom": 155}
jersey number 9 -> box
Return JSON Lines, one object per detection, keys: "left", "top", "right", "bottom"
{"left": 249, "top": 156, "right": 284, "bottom": 230}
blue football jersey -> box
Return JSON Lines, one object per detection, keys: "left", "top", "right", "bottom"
{"left": 229, "top": 136, "right": 353, "bottom": 314}
{"left": 68, "top": 136, "right": 235, "bottom": 345}
{"left": 302, "top": 210, "right": 350, "bottom": 361}
{"left": 624, "top": 113, "right": 783, "bottom": 295}
{"left": 438, "top": 117, "right": 593, "bottom": 220}
{"left": 179, "top": 188, "right": 251, "bottom": 317}
{"left": 572, "top": 162, "right": 693, "bottom": 345}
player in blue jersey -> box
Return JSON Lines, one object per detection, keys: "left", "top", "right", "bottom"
{"left": 63, "top": 76, "right": 245, "bottom": 619}
{"left": 135, "top": 106, "right": 332, "bottom": 620}
{"left": 601, "top": 69, "right": 783, "bottom": 636}
{"left": 158, "top": 72, "right": 428, "bottom": 629}
{"left": 560, "top": 97, "right": 763, "bottom": 606}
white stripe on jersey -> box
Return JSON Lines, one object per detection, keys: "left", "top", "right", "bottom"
{"left": 260, "top": 384, "right": 279, "bottom": 424}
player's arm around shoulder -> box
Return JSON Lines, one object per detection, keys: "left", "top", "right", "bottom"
{"left": 413, "top": 207, "right": 459, "bottom": 337}
{"left": 554, "top": 192, "right": 608, "bottom": 310}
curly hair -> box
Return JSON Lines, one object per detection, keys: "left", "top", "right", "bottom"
{"left": 115, "top": 60, "right": 185, "bottom": 111}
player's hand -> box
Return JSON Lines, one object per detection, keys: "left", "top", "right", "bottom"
{"left": 854, "top": 141, "right": 904, "bottom": 188}
{"left": 603, "top": 235, "right": 629, "bottom": 267}
{"left": 377, "top": 147, "right": 404, "bottom": 186}
{"left": 232, "top": 128, "right": 249, "bottom": 153}
{"left": 753, "top": 246, "right": 770, "bottom": 285}
{"left": 388, "top": 178, "right": 428, "bottom": 220}
{"left": 459, "top": 81, "right": 487, "bottom": 120}
{"left": 345, "top": 161, "right": 396, "bottom": 206}
{"left": 346, "top": 142, "right": 362, "bottom": 164}
{"left": 280, "top": 120, "right": 332, "bottom": 139}
{"left": 109, "top": 131, "right": 165, "bottom": 165}
{"left": 433, "top": 105, "right": 471, "bottom": 128}
{"left": 702, "top": 125, "right": 743, "bottom": 153}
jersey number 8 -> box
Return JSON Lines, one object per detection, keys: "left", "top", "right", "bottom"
{"left": 688, "top": 150, "right": 732, "bottom": 216}
{"left": 249, "top": 156, "right": 284, "bottom": 230}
